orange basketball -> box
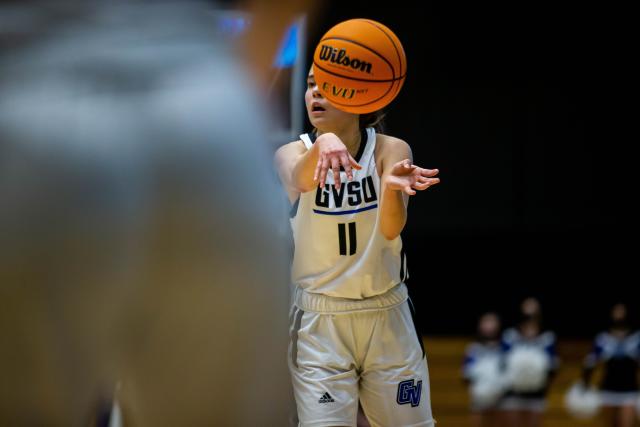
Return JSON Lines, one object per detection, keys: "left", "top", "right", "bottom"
{"left": 313, "top": 18, "right": 406, "bottom": 114}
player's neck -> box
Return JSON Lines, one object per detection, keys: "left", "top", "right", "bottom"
{"left": 318, "top": 123, "right": 361, "bottom": 157}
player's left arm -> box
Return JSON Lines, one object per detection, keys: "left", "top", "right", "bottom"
{"left": 378, "top": 137, "right": 440, "bottom": 240}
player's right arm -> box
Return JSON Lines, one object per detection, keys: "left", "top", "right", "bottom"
{"left": 274, "top": 141, "right": 307, "bottom": 201}
{"left": 274, "top": 134, "right": 361, "bottom": 194}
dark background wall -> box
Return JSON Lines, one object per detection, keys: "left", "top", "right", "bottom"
{"left": 306, "top": 2, "right": 634, "bottom": 337}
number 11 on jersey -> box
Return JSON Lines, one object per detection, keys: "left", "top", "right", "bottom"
{"left": 338, "top": 222, "right": 357, "bottom": 255}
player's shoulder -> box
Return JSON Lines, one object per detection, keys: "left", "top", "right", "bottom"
{"left": 375, "top": 133, "right": 410, "bottom": 152}
{"left": 278, "top": 139, "right": 306, "bottom": 152}
{"left": 274, "top": 139, "right": 306, "bottom": 161}
{"left": 375, "top": 133, "right": 409, "bottom": 148}
{"left": 374, "top": 133, "right": 412, "bottom": 159}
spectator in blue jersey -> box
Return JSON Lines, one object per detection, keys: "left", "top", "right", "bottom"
{"left": 498, "top": 297, "right": 558, "bottom": 427}
{"left": 581, "top": 303, "right": 639, "bottom": 427}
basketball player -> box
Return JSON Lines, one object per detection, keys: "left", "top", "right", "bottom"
{"left": 581, "top": 303, "right": 639, "bottom": 427}
{"left": 274, "top": 66, "right": 440, "bottom": 427}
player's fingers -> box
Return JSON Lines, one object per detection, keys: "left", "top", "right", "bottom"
{"left": 420, "top": 168, "right": 439, "bottom": 177}
{"left": 331, "top": 157, "right": 341, "bottom": 189}
{"left": 349, "top": 155, "right": 362, "bottom": 170}
{"left": 417, "top": 176, "right": 440, "bottom": 185}
{"left": 404, "top": 185, "right": 416, "bottom": 196}
{"left": 390, "top": 160, "right": 406, "bottom": 175}
{"left": 313, "top": 157, "right": 322, "bottom": 182}
{"left": 341, "top": 154, "right": 354, "bottom": 181}
{"left": 415, "top": 178, "right": 440, "bottom": 190}
{"left": 318, "top": 155, "right": 329, "bottom": 188}
{"left": 403, "top": 159, "right": 416, "bottom": 170}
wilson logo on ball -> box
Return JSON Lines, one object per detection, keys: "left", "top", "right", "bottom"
{"left": 318, "top": 45, "right": 373, "bottom": 74}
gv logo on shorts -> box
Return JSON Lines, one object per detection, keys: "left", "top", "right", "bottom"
{"left": 396, "top": 379, "right": 422, "bottom": 407}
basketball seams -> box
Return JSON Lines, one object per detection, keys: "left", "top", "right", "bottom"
{"left": 359, "top": 19, "right": 404, "bottom": 76}
{"left": 359, "top": 19, "right": 405, "bottom": 100}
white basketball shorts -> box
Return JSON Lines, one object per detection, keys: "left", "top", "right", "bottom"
{"left": 289, "top": 285, "right": 435, "bottom": 427}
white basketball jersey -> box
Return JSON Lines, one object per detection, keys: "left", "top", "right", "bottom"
{"left": 290, "top": 127, "right": 407, "bottom": 299}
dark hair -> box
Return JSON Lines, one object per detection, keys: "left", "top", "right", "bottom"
{"left": 359, "top": 109, "right": 386, "bottom": 133}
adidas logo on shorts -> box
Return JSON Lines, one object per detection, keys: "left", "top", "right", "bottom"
{"left": 318, "top": 392, "right": 335, "bottom": 403}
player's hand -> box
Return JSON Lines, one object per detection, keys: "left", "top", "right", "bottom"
{"left": 314, "top": 133, "right": 362, "bottom": 189}
{"left": 384, "top": 159, "right": 439, "bottom": 196}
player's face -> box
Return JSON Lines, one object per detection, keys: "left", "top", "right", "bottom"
{"left": 305, "top": 68, "right": 358, "bottom": 131}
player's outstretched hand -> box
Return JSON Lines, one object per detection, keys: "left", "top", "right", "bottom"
{"left": 314, "top": 133, "right": 362, "bottom": 190}
{"left": 385, "top": 159, "right": 439, "bottom": 196}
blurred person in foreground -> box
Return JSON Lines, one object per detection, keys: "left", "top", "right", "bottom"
{"left": 498, "top": 297, "right": 558, "bottom": 427}
{"left": 580, "top": 303, "right": 639, "bottom": 427}
{"left": 0, "top": 1, "right": 302, "bottom": 425}
{"left": 463, "top": 312, "right": 505, "bottom": 427}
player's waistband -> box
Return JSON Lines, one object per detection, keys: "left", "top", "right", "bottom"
{"left": 293, "top": 283, "right": 408, "bottom": 314}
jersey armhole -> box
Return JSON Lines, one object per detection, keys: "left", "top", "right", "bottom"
{"left": 300, "top": 133, "right": 314, "bottom": 150}
{"left": 289, "top": 197, "right": 300, "bottom": 218}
